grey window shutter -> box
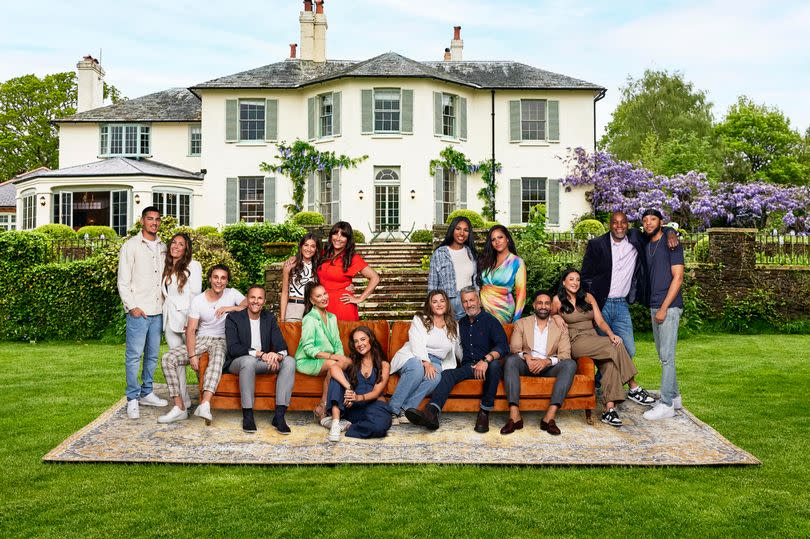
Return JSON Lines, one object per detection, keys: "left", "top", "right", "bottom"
{"left": 333, "top": 91, "right": 341, "bottom": 136}
{"left": 225, "top": 100, "right": 238, "bottom": 142}
{"left": 433, "top": 92, "right": 442, "bottom": 136}
{"left": 307, "top": 97, "right": 316, "bottom": 140}
{"left": 509, "top": 100, "right": 521, "bottom": 142}
{"left": 263, "top": 176, "right": 276, "bottom": 223}
{"left": 226, "top": 177, "right": 239, "bottom": 223}
{"left": 401, "top": 89, "right": 413, "bottom": 134}
{"left": 548, "top": 100, "right": 559, "bottom": 142}
{"left": 331, "top": 167, "right": 341, "bottom": 222}
{"left": 361, "top": 89, "right": 373, "bottom": 134}
{"left": 307, "top": 173, "right": 316, "bottom": 211}
{"left": 458, "top": 97, "right": 467, "bottom": 140}
{"left": 547, "top": 178, "right": 560, "bottom": 225}
{"left": 265, "top": 99, "right": 278, "bottom": 141}
{"left": 510, "top": 178, "right": 522, "bottom": 224}
{"left": 434, "top": 168, "right": 444, "bottom": 224}
{"left": 458, "top": 172, "right": 467, "bottom": 209}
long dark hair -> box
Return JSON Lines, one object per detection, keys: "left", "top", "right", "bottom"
{"left": 438, "top": 216, "right": 477, "bottom": 257}
{"left": 346, "top": 326, "right": 386, "bottom": 387}
{"left": 320, "top": 221, "right": 356, "bottom": 273}
{"left": 303, "top": 281, "right": 325, "bottom": 316}
{"left": 163, "top": 233, "right": 192, "bottom": 293}
{"left": 419, "top": 289, "right": 458, "bottom": 341}
{"left": 556, "top": 267, "right": 592, "bottom": 314}
{"left": 291, "top": 233, "right": 321, "bottom": 286}
{"left": 477, "top": 225, "right": 518, "bottom": 278}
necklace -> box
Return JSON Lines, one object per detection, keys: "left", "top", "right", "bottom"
{"left": 648, "top": 237, "right": 662, "bottom": 259}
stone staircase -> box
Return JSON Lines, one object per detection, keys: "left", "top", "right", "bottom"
{"left": 353, "top": 268, "right": 428, "bottom": 320}
{"left": 356, "top": 242, "right": 432, "bottom": 268}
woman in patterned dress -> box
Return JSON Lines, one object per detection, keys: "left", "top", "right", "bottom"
{"left": 477, "top": 225, "right": 527, "bottom": 323}
{"left": 280, "top": 233, "right": 321, "bottom": 322}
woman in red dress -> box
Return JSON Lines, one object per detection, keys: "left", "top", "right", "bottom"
{"left": 317, "top": 222, "right": 380, "bottom": 321}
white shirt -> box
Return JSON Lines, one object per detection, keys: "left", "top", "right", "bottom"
{"left": 608, "top": 236, "right": 637, "bottom": 299}
{"left": 188, "top": 288, "right": 246, "bottom": 338}
{"left": 249, "top": 318, "right": 262, "bottom": 353}
{"left": 391, "top": 315, "right": 462, "bottom": 372}
{"left": 531, "top": 323, "right": 549, "bottom": 359}
{"left": 448, "top": 246, "right": 476, "bottom": 293}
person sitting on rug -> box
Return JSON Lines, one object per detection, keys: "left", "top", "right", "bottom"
{"left": 388, "top": 290, "right": 462, "bottom": 423}
{"left": 501, "top": 291, "right": 577, "bottom": 436}
{"left": 158, "top": 264, "right": 246, "bottom": 425}
{"left": 295, "top": 282, "right": 353, "bottom": 422}
{"left": 324, "top": 326, "right": 392, "bottom": 442}
{"left": 223, "top": 285, "right": 296, "bottom": 434}
{"left": 405, "top": 286, "right": 508, "bottom": 433}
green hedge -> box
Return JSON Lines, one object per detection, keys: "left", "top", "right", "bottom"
{"left": 573, "top": 219, "right": 606, "bottom": 239}
{"left": 410, "top": 229, "right": 432, "bottom": 243}
{"left": 222, "top": 222, "right": 306, "bottom": 289}
{"left": 77, "top": 225, "right": 118, "bottom": 239}
{"left": 35, "top": 224, "right": 76, "bottom": 239}
{"left": 292, "top": 211, "right": 326, "bottom": 226}
{"left": 445, "top": 209, "right": 486, "bottom": 229}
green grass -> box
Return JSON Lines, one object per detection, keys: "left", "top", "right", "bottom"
{"left": 1, "top": 335, "right": 809, "bottom": 538}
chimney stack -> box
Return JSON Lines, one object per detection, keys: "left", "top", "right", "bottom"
{"left": 443, "top": 48, "right": 451, "bottom": 62}
{"left": 299, "top": 1, "right": 315, "bottom": 61}
{"left": 76, "top": 55, "right": 105, "bottom": 112}
{"left": 450, "top": 26, "right": 463, "bottom": 61}
{"left": 289, "top": 43, "right": 298, "bottom": 59}
{"left": 313, "top": 0, "right": 328, "bottom": 62}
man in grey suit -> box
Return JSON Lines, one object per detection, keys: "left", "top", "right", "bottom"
{"left": 224, "top": 285, "right": 296, "bottom": 434}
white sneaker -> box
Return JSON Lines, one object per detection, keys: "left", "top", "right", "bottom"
{"left": 328, "top": 421, "right": 341, "bottom": 442}
{"left": 126, "top": 399, "right": 139, "bottom": 419}
{"left": 673, "top": 395, "right": 683, "bottom": 410}
{"left": 644, "top": 402, "right": 676, "bottom": 420}
{"left": 339, "top": 419, "right": 351, "bottom": 432}
{"left": 139, "top": 392, "right": 168, "bottom": 407}
{"left": 193, "top": 401, "right": 213, "bottom": 425}
{"left": 158, "top": 405, "right": 188, "bottom": 424}
{"left": 320, "top": 416, "right": 334, "bottom": 429}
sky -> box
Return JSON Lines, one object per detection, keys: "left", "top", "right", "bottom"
{"left": 1, "top": 0, "right": 808, "bottom": 137}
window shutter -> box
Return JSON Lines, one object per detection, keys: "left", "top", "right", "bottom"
{"left": 331, "top": 167, "right": 341, "bottom": 222}
{"left": 510, "top": 178, "right": 522, "bottom": 224}
{"left": 265, "top": 99, "right": 278, "bottom": 141}
{"left": 458, "top": 172, "right": 467, "bottom": 209}
{"left": 434, "top": 168, "right": 443, "bottom": 225}
{"left": 307, "top": 173, "right": 316, "bottom": 211}
{"left": 458, "top": 97, "right": 467, "bottom": 140}
{"left": 548, "top": 100, "right": 559, "bottom": 142}
{"left": 361, "top": 89, "right": 373, "bottom": 134}
{"left": 401, "top": 89, "right": 413, "bottom": 134}
{"left": 333, "top": 91, "right": 341, "bottom": 136}
{"left": 547, "top": 178, "right": 560, "bottom": 225}
{"left": 307, "top": 97, "right": 316, "bottom": 140}
{"left": 225, "top": 100, "right": 238, "bottom": 142}
{"left": 433, "top": 92, "right": 442, "bottom": 136}
{"left": 263, "top": 176, "right": 276, "bottom": 223}
{"left": 226, "top": 177, "right": 238, "bottom": 224}
{"left": 509, "top": 100, "right": 521, "bottom": 142}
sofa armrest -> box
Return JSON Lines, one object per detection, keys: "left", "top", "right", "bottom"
{"left": 575, "top": 356, "right": 594, "bottom": 376}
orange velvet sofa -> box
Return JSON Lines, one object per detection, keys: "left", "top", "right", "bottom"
{"left": 198, "top": 319, "right": 596, "bottom": 421}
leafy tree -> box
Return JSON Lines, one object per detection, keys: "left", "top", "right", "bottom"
{"left": 715, "top": 96, "right": 809, "bottom": 185}
{"left": 638, "top": 129, "right": 724, "bottom": 183}
{"left": 601, "top": 69, "right": 716, "bottom": 162}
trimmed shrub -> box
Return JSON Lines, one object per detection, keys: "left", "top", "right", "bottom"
{"left": 693, "top": 237, "right": 709, "bottom": 262}
{"left": 292, "top": 211, "right": 326, "bottom": 226}
{"left": 508, "top": 226, "right": 526, "bottom": 242}
{"left": 35, "top": 223, "right": 76, "bottom": 239}
{"left": 0, "top": 231, "right": 48, "bottom": 278}
{"left": 520, "top": 243, "right": 583, "bottom": 299}
{"left": 410, "top": 229, "right": 432, "bottom": 243}
{"left": 445, "top": 209, "right": 485, "bottom": 229}
{"left": 353, "top": 229, "right": 366, "bottom": 244}
{"left": 195, "top": 225, "right": 220, "bottom": 237}
{"left": 573, "top": 219, "right": 606, "bottom": 239}
{"left": 193, "top": 235, "right": 244, "bottom": 290}
{"left": 76, "top": 225, "right": 118, "bottom": 239}
{"left": 222, "top": 221, "right": 306, "bottom": 289}
{"left": 483, "top": 221, "right": 500, "bottom": 230}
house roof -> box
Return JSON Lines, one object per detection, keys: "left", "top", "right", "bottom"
{"left": 0, "top": 181, "right": 16, "bottom": 208}
{"left": 57, "top": 88, "right": 201, "bottom": 123}
{"left": 13, "top": 157, "right": 203, "bottom": 184}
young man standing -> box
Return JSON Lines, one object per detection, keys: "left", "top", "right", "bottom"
{"left": 117, "top": 206, "right": 169, "bottom": 419}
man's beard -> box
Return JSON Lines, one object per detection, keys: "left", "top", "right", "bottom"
{"left": 646, "top": 225, "right": 661, "bottom": 238}
{"left": 534, "top": 308, "right": 550, "bottom": 319}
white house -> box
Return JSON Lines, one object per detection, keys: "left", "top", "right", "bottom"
{"left": 15, "top": 0, "right": 605, "bottom": 236}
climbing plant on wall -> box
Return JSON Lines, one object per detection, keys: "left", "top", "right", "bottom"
{"left": 429, "top": 146, "right": 502, "bottom": 221}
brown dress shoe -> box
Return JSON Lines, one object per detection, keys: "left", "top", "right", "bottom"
{"left": 499, "top": 418, "right": 524, "bottom": 435}
{"left": 540, "top": 418, "right": 561, "bottom": 435}
{"left": 474, "top": 410, "right": 490, "bottom": 433}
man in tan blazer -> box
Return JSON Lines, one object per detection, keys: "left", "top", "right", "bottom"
{"left": 501, "top": 291, "right": 577, "bottom": 436}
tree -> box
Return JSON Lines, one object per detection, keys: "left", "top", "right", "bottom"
{"left": 638, "top": 129, "right": 724, "bottom": 183}
{"left": 601, "top": 69, "right": 716, "bottom": 162}
{"left": 715, "top": 96, "right": 809, "bottom": 185}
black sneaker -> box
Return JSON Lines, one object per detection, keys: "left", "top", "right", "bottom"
{"left": 272, "top": 415, "right": 291, "bottom": 435}
{"left": 627, "top": 387, "right": 656, "bottom": 406}
{"left": 601, "top": 408, "right": 622, "bottom": 427}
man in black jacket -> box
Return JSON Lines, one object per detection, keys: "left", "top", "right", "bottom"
{"left": 225, "top": 285, "right": 295, "bottom": 433}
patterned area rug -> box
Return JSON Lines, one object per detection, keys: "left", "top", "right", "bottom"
{"left": 44, "top": 385, "right": 759, "bottom": 466}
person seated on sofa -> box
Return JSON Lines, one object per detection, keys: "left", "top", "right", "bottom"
{"left": 323, "top": 326, "right": 392, "bottom": 442}
{"left": 295, "top": 281, "right": 352, "bottom": 422}
{"left": 388, "top": 290, "right": 461, "bottom": 423}
{"left": 501, "top": 291, "right": 577, "bottom": 436}
{"left": 223, "top": 285, "right": 296, "bottom": 434}
{"left": 406, "top": 286, "right": 508, "bottom": 433}
{"left": 159, "top": 264, "right": 246, "bottom": 425}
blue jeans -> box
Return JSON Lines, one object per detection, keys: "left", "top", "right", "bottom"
{"left": 388, "top": 354, "right": 443, "bottom": 414}
{"left": 597, "top": 298, "right": 636, "bottom": 358}
{"left": 125, "top": 312, "right": 163, "bottom": 401}
{"left": 449, "top": 295, "right": 465, "bottom": 320}
{"left": 650, "top": 307, "right": 681, "bottom": 406}
{"left": 430, "top": 360, "right": 503, "bottom": 412}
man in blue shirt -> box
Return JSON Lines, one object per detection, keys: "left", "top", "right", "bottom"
{"left": 405, "top": 286, "right": 508, "bottom": 433}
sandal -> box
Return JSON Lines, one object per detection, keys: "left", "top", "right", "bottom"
{"left": 313, "top": 401, "right": 327, "bottom": 423}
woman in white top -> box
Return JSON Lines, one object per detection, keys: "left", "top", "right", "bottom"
{"left": 280, "top": 233, "right": 321, "bottom": 322}
{"left": 427, "top": 216, "right": 478, "bottom": 319}
{"left": 388, "top": 290, "right": 461, "bottom": 422}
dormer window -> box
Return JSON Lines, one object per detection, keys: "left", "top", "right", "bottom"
{"left": 99, "top": 124, "right": 150, "bottom": 157}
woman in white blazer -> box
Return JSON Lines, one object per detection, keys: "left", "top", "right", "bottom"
{"left": 388, "top": 290, "right": 461, "bottom": 423}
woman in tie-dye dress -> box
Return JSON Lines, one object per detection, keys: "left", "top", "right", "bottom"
{"left": 477, "top": 225, "right": 527, "bottom": 323}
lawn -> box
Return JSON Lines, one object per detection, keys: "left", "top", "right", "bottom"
{"left": 1, "top": 334, "right": 808, "bottom": 538}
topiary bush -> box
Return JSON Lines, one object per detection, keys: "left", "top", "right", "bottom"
{"left": 292, "top": 211, "right": 326, "bottom": 226}
{"left": 483, "top": 221, "right": 500, "bottom": 230}
{"left": 222, "top": 221, "right": 306, "bottom": 290}
{"left": 195, "top": 225, "right": 220, "bottom": 237}
{"left": 353, "top": 229, "right": 366, "bottom": 244}
{"left": 76, "top": 225, "right": 118, "bottom": 239}
{"left": 445, "top": 209, "right": 485, "bottom": 229}
{"left": 35, "top": 223, "right": 76, "bottom": 239}
{"left": 573, "top": 219, "right": 606, "bottom": 239}
{"left": 693, "top": 237, "right": 709, "bottom": 262}
{"left": 410, "top": 229, "right": 432, "bottom": 243}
